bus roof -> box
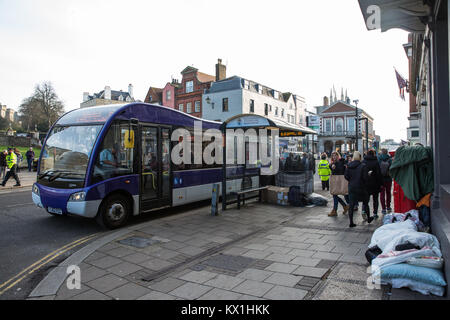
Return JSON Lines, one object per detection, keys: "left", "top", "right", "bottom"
{"left": 56, "top": 103, "right": 222, "bottom": 128}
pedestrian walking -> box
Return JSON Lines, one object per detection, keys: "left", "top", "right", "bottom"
{"left": 328, "top": 151, "right": 349, "bottom": 217}
{"left": 318, "top": 153, "right": 331, "bottom": 191}
{"left": 344, "top": 151, "right": 372, "bottom": 228}
{"left": 1, "top": 148, "right": 21, "bottom": 187}
{"left": 378, "top": 148, "right": 393, "bottom": 214}
{"left": 14, "top": 148, "right": 23, "bottom": 173}
{"left": 0, "top": 150, "right": 7, "bottom": 180}
{"left": 26, "top": 147, "right": 35, "bottom": 172}
{"left": 363, "top": 149, "right": 384, "bottom": 219}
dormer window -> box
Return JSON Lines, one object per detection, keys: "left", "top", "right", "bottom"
{"left": 118, "top": 95, "right": 124, "bottom": 101}
{"left": 274, "top": 91, "right": 279, "bottom": 99}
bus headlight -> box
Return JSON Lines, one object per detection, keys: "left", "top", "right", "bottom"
{"left": 32, "top": 184, "right": 40, "bottom": 196}
{"left": 69, "top": 192, "right": 86, "bottom": 202}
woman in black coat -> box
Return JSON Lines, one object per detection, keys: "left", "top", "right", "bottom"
{"left": 362, "top": 149, "right": 384, "bottom": 219}
{"left": 344, "top": 151, "right": 373, "bottom": 228}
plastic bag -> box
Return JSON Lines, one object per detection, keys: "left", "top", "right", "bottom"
{"left": 407, "top": 256, "right": 444, "bottom": 270}
{"left": 305, "top": 193, "right": 328, "bottom": 206}
{"left": 389, "top": 278, "right": 445, "bottom": 296}
{"left": 376, "top": 263, "right": 447, "bottom": 287}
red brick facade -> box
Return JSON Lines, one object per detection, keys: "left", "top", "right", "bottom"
{"left": 176, "top": 67, "right": 215, "bottom": 118}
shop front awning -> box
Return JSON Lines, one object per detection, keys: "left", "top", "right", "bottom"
{"left": 221, "top": 114, "right": 317, "bottom": 136}
{"left": 358, "top": 0, "right": 431, "bottom": 33}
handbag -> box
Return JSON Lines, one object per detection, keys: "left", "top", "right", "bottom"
{"left": 329, "top": 174, "right": 348, "bottom": 195}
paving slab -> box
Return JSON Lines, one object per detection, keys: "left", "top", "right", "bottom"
{"left": 203, "top": 274, "right": 246, "bottom": 290}
{"left": 236, "top": 268, "right": 273, "bottom": 282}
{"left": 106, "top": 282, "right": 151, "bottom": 300}
{"left": 148, "top": 277, "right": 187, "bottom": 293}
{"left": 169, "top": 282, "right": 213, "bottom": 300}
{"left": 264, "top": 273, "right": 303, "bottom": 287}
{"left": 232, "top": 280, "right": 274, "bottom": 297}
{"left": 264, "top": 285, "right": 308, "bottom": 300}
{"left": 86, "top": 274, "right": 128, "bottom": 293}
{"left": 199, "top": 288, "right": 243, "bottom": 300}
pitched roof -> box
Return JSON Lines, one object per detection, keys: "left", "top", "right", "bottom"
{"left": 197, "top": 71, "right": 215, "bottom": 83}
{"left": 144, "top": 87, "right": 163, "bottom": 103}
{"left": 89, "top": 90, "right": 133, "bottom": 101}
{"left": 322, "top": 101, "right": 356, "bottom": 114}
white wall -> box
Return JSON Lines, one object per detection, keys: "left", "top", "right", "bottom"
{"left": 202, "top": 89, "right": 243, "bottom": 122}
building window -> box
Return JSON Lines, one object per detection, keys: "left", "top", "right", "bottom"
{"left": 269, "top": 105, "right": 272, "bottom": 112}
{"left": 250, "top": 100, "right": 255, "bottom": 113}
{"left": 186, "top": 81, "right": 194, "bottom": 94}
{"left": 178, "top": 104, "right": 184, "bottom": 112}
{"left": 166, "top": 90, "right": 171, "bottom": 101}
{"left": 274, "top": 91, "right": 279, "bottom": 99}
{"left": 281, "top": 109, "right": 284, "bottom": 118}
{"left": 264, "top": 104, "right": 268, "bottom": 116}
{"left": 187, "top": 102, "right": 192, "bottom": 113}
{"left": 325, "top": 119, "right": 332, "bottom": 132}
{"left": 275, "top": 107, "right": 278, "bottom": 116}
{"left": 347, "top": 118, "right": 355, "bottom": 132}
{"left": 195, "top": 101, "right": 201, "bottom": 113}
{"left": 411, "top": 130, "right": 420, "bottom": 138}
{"left": 336, "top": 118, "right": 344, "bottom": 133}
{"left": 223, "top": 98, "right": 229, "bottom": 112}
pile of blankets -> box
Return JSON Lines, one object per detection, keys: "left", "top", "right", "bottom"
{"left": 367, "top": 211, "right": 446, "bottom": 296}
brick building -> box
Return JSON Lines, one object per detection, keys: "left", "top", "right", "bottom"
{"left": 144, "top": 59, "right": 226, "bottom": 118}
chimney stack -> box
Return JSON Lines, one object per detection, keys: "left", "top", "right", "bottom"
{"left": 83, "top": 92, "right": 89, "bottom": 102}
{"left": 104, "top": 86, "right": 111, "bottom": 100}
{"left": 323, "top": 96, "right": 329, "bottom": 106}
{"left": 216, "top": 58, "right": 226, "bottom": 81}
{"left": 128, "top": 84, "right": 134, "bottom": 99}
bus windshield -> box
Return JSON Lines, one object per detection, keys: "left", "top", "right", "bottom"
{"left": 38, "top": 125, "right": 103, "bottom": 189}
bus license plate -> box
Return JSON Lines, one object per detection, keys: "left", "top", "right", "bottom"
{"left": 48, "top": 207, "right": 63, "bottom": 215}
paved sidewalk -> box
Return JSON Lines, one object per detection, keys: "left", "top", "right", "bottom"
{"left": 27, "top": 181, "right": 435, "bottom": 300}
{"left": 0, "top": 170, "right": 36, "bottom": 192}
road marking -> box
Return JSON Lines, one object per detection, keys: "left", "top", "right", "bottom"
{"left": 6, "top": 202, "right": 34, "bottom": 208}
{"left": 0, "top": 233, "right": 98, "bottom": 296}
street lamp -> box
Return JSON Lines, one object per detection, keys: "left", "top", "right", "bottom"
{"left": 353, "top": 99, "right": 359, "bottom": 151}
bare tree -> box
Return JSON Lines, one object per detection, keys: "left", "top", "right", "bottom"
{"left": 19, "top": 82, "right": 65, "bottom": 132}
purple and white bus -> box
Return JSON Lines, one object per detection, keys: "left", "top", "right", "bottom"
{"left": 32, "top": 103, "right": 259, "bottom": 229}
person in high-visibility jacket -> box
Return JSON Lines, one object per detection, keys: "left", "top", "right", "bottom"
{"left": 318, "top": 153, "right": 331, "bottom": 191}
{"left": 1, "top": 148, "right": 21, "bottom": 187}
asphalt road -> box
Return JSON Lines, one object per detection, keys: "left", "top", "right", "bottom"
{"left": 0, "top": 189, "right": 104, "bottom": 300}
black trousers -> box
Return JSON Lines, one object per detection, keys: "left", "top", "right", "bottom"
{"left": 321, "top": 180, "right": 329, "bottom": 191}
{"left": 368, "top": 192, "right": 379, "bottom": 214}
{"left": 2, "top": 165, "right": 20, "bottom": 185}
{"left": 348, "top": 190, "right": 370, "bottom": 225}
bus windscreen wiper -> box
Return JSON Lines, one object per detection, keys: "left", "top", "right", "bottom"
{"left": 48, "top": 171, "right": 84, "bottom": 182}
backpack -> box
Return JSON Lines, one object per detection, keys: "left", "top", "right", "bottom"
{"left": 288, "top": 186, "right": 307, "bottom": 207}
{"left": 380, "top": 160, "right": 390, "bottom": 177}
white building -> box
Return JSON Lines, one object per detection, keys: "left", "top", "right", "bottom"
{"left": 202, "top": 76, "right": 307, "bottom": 127}
{"left": 81, "top": 84, "right": 135, "bottom": 108}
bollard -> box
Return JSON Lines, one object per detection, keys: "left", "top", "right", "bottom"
{"left": 211, "top": 183, "right": 220, "bottom": 216}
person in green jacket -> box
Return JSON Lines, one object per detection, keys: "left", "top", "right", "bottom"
{"left": 318, "top": 153, "right": 331, "bottom": 191}
{"left": 1, "top": 148, "right": 21, "bottom": 187}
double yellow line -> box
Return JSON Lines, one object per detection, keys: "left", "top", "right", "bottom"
{"left": 0, "top": 233, "right": 98, "bottom": 296}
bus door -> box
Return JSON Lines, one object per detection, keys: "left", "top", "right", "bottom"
{"left": 140, "top": 125, "right": 172, "bottom": 211}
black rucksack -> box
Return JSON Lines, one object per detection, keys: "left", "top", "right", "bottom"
{"left": 380, "top": 160, "right": 390, "bottom": 177}
{"left": 288, "top": 186, "right": 307, "bottom": 207}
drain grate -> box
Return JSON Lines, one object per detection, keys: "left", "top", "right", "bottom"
{"left": 118, "top": 236, "right": 162, "bottom": 248}
{"left": 201, "top": 254, "right": 256, "bottom": 273}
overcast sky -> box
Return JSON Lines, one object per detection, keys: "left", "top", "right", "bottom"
{"left": 0, "top": 0, "right": 410, "bottom": 141}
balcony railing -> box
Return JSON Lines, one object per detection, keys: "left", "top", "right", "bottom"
{"left": 318, "top": 131, "right": 373, "bottom": 139}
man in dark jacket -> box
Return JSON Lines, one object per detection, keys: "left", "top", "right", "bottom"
{"left": 378, "top": 149, "right": 393, "bottom": 214}
{"left": 26, "top": 147, "right": 35, "bottom": 172}
{"left": 344, "top": 151, "right": 373, "bottom": 228}
{"left": 363, "top": 149, "right": 384, "bottom": 219}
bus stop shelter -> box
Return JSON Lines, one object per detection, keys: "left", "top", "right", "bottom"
{"left": 219, "top": 114, "right": 317, "bottom": 211}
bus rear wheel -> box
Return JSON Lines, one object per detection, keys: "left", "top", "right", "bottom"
{"left": 96, "top": 194, "right": 130, "bottom": 229}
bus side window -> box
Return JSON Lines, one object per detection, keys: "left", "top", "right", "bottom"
{"left": 92, "top": 122, "right": 137, "bottom": 184}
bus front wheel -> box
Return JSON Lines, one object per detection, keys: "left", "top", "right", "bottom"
{"left": 96, "top": 194, "right": 130, "bottom": 229}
